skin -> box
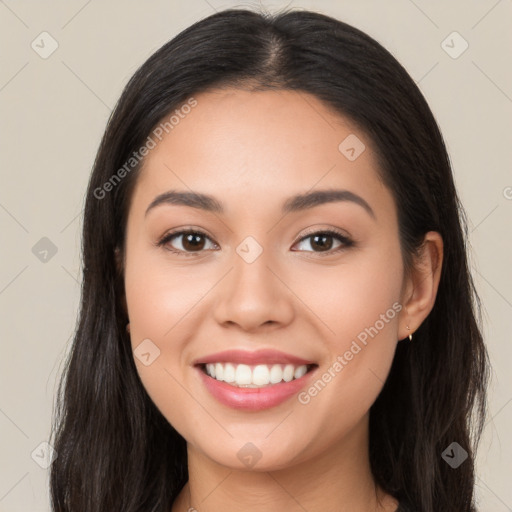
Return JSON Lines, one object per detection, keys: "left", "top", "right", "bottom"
{"left": 121, "top": 88, "right": 443, "bottom": 512}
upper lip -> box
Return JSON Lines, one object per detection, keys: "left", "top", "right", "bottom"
{"left": 193, "top": 349, "right": 316, "bottom": 366}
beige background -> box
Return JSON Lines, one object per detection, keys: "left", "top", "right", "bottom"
{"left": 1, "top": 1, "right": 511, "bottom": 510}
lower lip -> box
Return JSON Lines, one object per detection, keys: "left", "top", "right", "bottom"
{"left": 196, "top": 365, "right": 317, "bottom": 411}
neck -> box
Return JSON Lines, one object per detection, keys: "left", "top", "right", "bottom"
{"left": 171, "top": 415, "right": 398, "bottom": 512}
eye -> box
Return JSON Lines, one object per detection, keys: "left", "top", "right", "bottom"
{"left": 157, "top": 229, "right": 217, "bottom": 256}
{"left": 292, "top": 229, "right": 354, "bottom": 256}
{"left": 157, "top": 228, "right": 354, "bottom": 257}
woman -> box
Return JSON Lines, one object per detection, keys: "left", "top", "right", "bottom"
{"left": 49, "top": 7, "right": 489, "bottom": 512}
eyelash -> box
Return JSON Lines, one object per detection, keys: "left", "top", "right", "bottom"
{"left": 156, "top": 228, "right": 355, "bottom": 258}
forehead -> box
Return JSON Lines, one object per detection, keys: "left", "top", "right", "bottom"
{"left": 131, "top": 88, "right": 393, "bottom": 219}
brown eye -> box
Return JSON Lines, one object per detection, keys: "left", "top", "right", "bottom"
{"left": 181, "top": 233, "right": 206, "bottom": 251}
{"left": 158, "top": 230, "right": 217, "bottom": 255}
{"left": 309, "top": 233, "right": 334, "bottom": 251}
{"left": 293, "top": 230, "right": 354, "bottom": 255}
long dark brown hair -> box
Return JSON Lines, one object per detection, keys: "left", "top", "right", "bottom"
{"left": 49, "top": 7, "right": 490, "bottom": 512}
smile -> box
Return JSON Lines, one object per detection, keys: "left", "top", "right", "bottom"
{"left": 201, "top": 362, "right": 314, "bottom": 388}
{"left": 195, "top": 362, "right": 318, "bottom": 411}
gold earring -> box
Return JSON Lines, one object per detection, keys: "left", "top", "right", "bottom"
{"left": 406, "top": 325, "right": 412, "bottom": 341}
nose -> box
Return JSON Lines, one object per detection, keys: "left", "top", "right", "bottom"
{"left": 213, "top": 247, "right": 295, "bottom": 333}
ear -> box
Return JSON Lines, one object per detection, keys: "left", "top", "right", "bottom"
{"left": 398, "top": 231, "right": 443, "bottom": 340}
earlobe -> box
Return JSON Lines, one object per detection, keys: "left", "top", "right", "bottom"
{"left": 399, "top": 231, "right": 443, "bottom": 340}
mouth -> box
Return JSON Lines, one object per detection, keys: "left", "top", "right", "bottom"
{"left": 197, "top": 362, "right": 318, "bottom": 388}
{"left": 193, "top": 348, "right": 319, "bottom": 410}
{"left": 194, "top": 359, "right": 319, "bottom": 411}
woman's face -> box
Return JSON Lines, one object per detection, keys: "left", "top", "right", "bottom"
{"left": 124, "top": 88, "right": 409, "bottom": 470}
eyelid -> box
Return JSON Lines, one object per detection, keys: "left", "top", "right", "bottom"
{"left": 296, "top": 226, "right": 351, "bottom": 242}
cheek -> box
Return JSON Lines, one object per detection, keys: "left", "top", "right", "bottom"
{"left": 123, "top": 243, "right": 220, "bottom": 396}
{"left": 124, "top": 242, "right": 208, "bottom": 345}
{"left": 291, "top": 246, "right": 403, "bottom": 423}
{"left": 293, "top": 245, "right": 404, "bottom": 346}
{"left": 123, "top": 249, "right": 204, "bottom": 434}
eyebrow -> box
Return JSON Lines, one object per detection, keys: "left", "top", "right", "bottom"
{"left": 145, "top": 189, "right": 376, "bottom": 220}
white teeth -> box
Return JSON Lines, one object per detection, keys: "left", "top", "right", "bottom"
{"left": 215, "top": 363, "right": 224, "bottom": 381}
{"left": 269, "top": 364, "right": 283, "bottom": 384}
{"left": 235, "top": 364, "right": 252, "bottom": 385}
{"left": 252, "top": 365, "right": 270, "bottom": 386}
{"left": 203, "top": 362, "right": 310, "bottom": 387}
{"left": 283, "top": 364, "right": 294, "bottom": 382}
{"left": 223, "top": 362, "right": 236, "bottom": 382}
{"left": 294, "top": 365, "right": 307, "bottom": 379}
